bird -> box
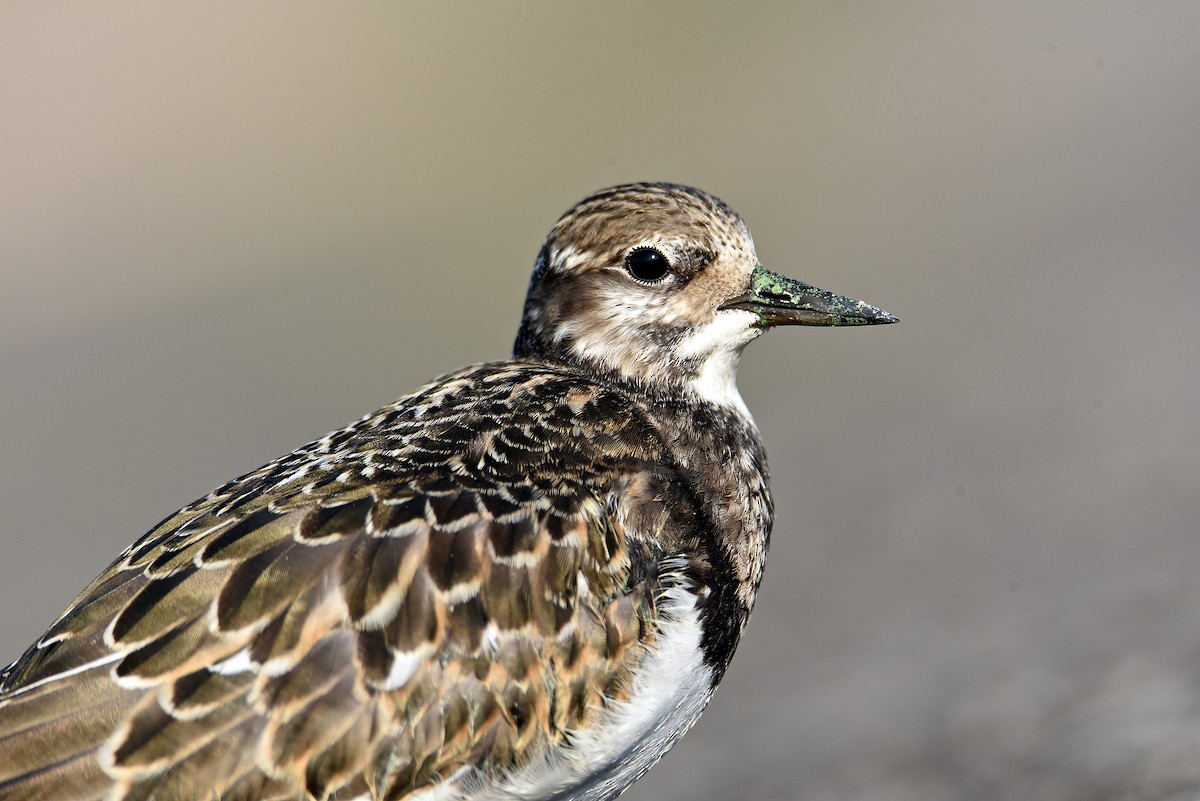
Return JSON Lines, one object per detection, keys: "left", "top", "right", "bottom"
{"left": 0, "top": 182, "right": 896, "bottom": 801}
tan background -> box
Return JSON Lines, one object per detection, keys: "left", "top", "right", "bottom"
{"left": 3, "top": 3, "right": 1200, "bottom": 799}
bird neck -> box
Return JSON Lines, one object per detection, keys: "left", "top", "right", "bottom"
{"left": 513, "top": 319, "right": 755, "bottom": 421}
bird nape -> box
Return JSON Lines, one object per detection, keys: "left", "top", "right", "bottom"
{"left": 0, "top": 183, "right": 895, "bottom": 801}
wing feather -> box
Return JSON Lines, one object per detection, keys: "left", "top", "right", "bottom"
{"left": 0, "top": 365, "right": 687, "bottom": 801}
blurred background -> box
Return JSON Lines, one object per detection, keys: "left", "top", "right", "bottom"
{"left": 2, "top": 2, "right": 1199, "bottom": 799}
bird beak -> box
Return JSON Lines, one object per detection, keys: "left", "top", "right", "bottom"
{"left": 722, "top": 264, "right": 899, "bottom": 327}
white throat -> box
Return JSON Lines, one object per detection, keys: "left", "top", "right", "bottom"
{"left": 676, "top": 309, "right": 760, "bottom": 419}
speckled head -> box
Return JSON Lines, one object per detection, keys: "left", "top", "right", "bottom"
{"left": 514, "top": 183, "right": 896, "bottom": 414}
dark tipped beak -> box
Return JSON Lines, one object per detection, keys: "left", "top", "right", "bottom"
{"left": 721, "top": 264, "right": 898, "bottom": 327}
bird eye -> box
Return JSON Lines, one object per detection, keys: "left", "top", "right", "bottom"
{"left": 624, "top": 247, "right": 671, "bottom": 283}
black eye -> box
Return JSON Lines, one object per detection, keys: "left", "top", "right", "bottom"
{"left": 624, "top": 247, "right": 671, "bottom": 283}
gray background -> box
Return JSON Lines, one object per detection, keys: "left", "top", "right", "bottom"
{"left": 3, "top": 3, "right": 1199, "bottom": 800}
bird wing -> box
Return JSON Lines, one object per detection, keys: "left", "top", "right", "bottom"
{"left": 0, "top": 364, "right": 687, "bottom": 801}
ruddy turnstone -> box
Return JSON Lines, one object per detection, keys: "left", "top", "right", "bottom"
{"left": 0, "top": 183, "right": 896, "bottom": 801}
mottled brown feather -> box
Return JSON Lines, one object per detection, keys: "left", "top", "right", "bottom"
{"left": 0, "top": 364, "right": 699, "bottom": 801}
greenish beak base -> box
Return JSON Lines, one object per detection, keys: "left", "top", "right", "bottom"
{"left": 722, "top": 264, "right": 898, "bottom": 327}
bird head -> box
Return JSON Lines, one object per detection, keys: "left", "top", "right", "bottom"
{"left": 514, "top": 183, "right": 896, "bottom": 413}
